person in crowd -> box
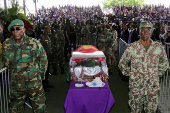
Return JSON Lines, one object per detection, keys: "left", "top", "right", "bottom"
{"left": 101, "top": 20, "right": 107, "bottom": 32}
{"left": 111, "top": 25, "right": 118, "bottom": 66}
{"left": 98, "top": 24, "right": 114, "bottom": 74}
{"left": 50, "top": 24, "right": 65, "bottom": 75}
{"left": 96, "top": 20, "right": 102, "bottom": 38}
{"left": 123, "top": 24, "right": 129, "bottom": 43}
{"left": 0, "top": 21, "right": 5, "bottom": 42}
{"left": 165, "top": 28, "right": 170, "bottom": 43}
{"left": 81, "top": 20, "right": 90, "bottom": 45}
{"left": 2, "top": 19, "right": 48, "bottom": 113}
{"left": 152, "top": 23, "right": 161, "bottom": 41}
{"left": 64, "top": 18, "right": 71, "bottom": 61}
{"left": 35, "top": 20, "right": 43, "bottom": 39}
{"left": 69, "top": 20, "right": 77, "bottom": 50}
{"left": 75, "top": 20, "right": 82, "bottom": 35}
{"left": 118, "top": 21, "right": 169, "bottom": 113}
{"left": 38, "top": 22, "right": 55, "bottom": 92}
{"left": 128, "top": 22, "right": 139, "bottom": 44}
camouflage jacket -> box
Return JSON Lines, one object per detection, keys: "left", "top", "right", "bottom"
{"left": 81, "top": 25, "right": 90, "bottom": 35}
{"left": 50, "top": 30, "right": 65, "bottom": 51}
{"left": 97, "top": 29, "right": 114, "bottom": 50}
{"left": 118, "top": 39, "right": 169, "bottom": 95}
{"left": 2, "top": 35, "right": 48, "bottom": 88}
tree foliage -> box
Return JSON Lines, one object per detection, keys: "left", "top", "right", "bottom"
{"left": 0, "top": 0, "right": 24, "bottom": 23}
{"left": 102, "top": 0, "right": 145, "bottom": 9}
{"left": 0, "top": 0, "right": 33, "bottom": 37}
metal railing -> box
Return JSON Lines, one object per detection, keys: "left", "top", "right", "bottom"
{"left": 0, "top": 67, "right": 32, "bottom": 113}
{"left": 0, "top": 67, "right": 9, "bottom": 113}
{"left": 76, "top": 33, "right": 97, "bottom": 47}
{"left": 87, "top": 34, "right": 97, "bottom": 46}
{"left": 158, "top": 43, "right": 170, "bottom": 113}
{"left": 117, "top": 38, "right": 129, "bottom": 61}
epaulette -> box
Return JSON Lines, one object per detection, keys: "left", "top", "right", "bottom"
{"left": 31, "top": 38, "right": 40, "bottom": 43}
{"left": 3, "top": 38, "right": 12, "bottom": 43}
{"left": 5, "top": 38, "right": 10, "bottom": 42}
{"left": 153, "top": 41, "right": 163, "bottom": 47}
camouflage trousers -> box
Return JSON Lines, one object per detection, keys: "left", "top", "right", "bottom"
{"left": 51, "top": 50, "right": 65, "bottom": 69}
{"left": 128, "top": 94, "right": 158, "bottom": 113}
{"left": 103, "top": 48, "right": 112, "bottom": 70}
{"left": 9, "top": 84, "right": 47, "bottom": 113}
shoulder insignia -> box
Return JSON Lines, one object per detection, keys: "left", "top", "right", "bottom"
{"left": 7, "top": 47, "right": 12, "bottom": 50}
{"left": 31, "top": 38, "right": 40, "bottom": 43}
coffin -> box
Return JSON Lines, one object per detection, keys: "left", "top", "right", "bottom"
{"left": 69, "top": 45, "right": 109, "bottom": 82}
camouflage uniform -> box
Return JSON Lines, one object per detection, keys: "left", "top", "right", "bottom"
{"left": 118, "top": 39, "right": 169, "bottom": 112}
{"left": 2, "top": 35, "right": 48, "bottom": 113}
{"left": 97, "top": 28, "right": 114, "bottom": 70}
{"left": 81, "top": 24, "right": 90, "bottom": 45}
{"left": 50, "top": 29, "right": 65, "bottom": 74}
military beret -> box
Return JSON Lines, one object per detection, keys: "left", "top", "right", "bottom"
{"left": 8, "top": 19, "right": 24, "bottom": 32}
{"left": 139, "top": 21, "right": 153, "bottom": 29}
{"left": 42, "top": 22, "right": 51, "bottom": 29}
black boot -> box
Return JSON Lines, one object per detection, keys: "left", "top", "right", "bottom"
{"left": 42, "top": 80, "right": 50, "bottom": 92}
{"left": 61, "top": 67, "right": 65, "bottom": 74}
{"left": 51, "top": 68, "right": 57, "bottom": 75}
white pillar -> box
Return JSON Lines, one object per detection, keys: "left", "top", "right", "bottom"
{"left": 4, "top": 0, "right": 7, "bottom": 9}
{"left": 35, "top": 0, "right": 37, "bottom": 16}
{"left": 23, "top": 0, "right": 26, "bottom": 15}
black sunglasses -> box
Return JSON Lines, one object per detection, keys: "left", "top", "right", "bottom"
{"left": 10, "top": 27, "right": 22, "bottom": 31}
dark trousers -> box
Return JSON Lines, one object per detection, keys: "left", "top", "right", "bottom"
{"left": 43, "top": 54, "right": 52, "bottom": 87}
{"left": 72, "top": 38, "right": 76, "bottom": 50}
{"left": 64, "top": 42, "right": 71, "bottom": 59}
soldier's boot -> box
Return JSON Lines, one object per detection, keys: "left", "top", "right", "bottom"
{"left": 51, "top": 67, "right": 57, "bottom": 75}
{"left": 108, "top": 69, "right": 112, "bottom": 75}
{"left": 61, "top": 67, "right": 65, "bottom": 74}
{"left": 42, "top": 80, "right": 50, "bottom": 92}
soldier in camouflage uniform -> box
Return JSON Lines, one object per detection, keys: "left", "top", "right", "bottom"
{"left": 50, "top": 24, "right": 65, "bottom": 74}
{"left": 118, "top": 21, "right": 169, "bottom": 113}
{"left": 75, "top": 20, "right": 83, "bottom": 46}
{"left": 75, "top": 20, "right": 82, "bottom": 34}
{"left": 96, "top": 20, "right": 102, "bottom": 38}
{"left": 97, "top": 24, "right": 114, "bottom": 73}
{"left": 2, "top": 19, "right": 48, "bottom": 113}
{"left": 81, "top": 20, "right": 90, "bottom": 45}
{"left": 38, "top": 22, "right": 54, "bottom": 92}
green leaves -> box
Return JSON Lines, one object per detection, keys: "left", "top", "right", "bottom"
{"left": 17, "top": 13, "right": 27, "bottom": 20}
{"left": 103, "top": 0, "right": 146, "bottom": 9}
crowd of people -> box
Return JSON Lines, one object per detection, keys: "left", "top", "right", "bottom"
{"left": 0, "top": 3, "right": 170, "bottom": 113}
{"left": 24, "top": 4, "right": 170, "bottom": 44}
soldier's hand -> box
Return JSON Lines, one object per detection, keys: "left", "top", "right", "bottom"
{"left": 0, "top": 26, "right": 3, "bottom": 33}
{"left": 101, "top": 47, "right": 106, "bottom": 52}
{"left": 57, "top": 51, "right": 61, "bottom": 55}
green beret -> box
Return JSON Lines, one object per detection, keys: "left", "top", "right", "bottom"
{"left": 139, "top": 21, "right": 153, "bottom": 29}
{"left": 8, "top": 19, "right": 24, "bottom": 32}
{"left": 42, "top": 22, "right": 51, "bottom": 29}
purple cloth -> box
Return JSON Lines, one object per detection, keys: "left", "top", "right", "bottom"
{"left": 64, "top": 81, "right": 115, "bottom": 113}
{"left": 128, "top": 30, "right": 134, "bottom": 44}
